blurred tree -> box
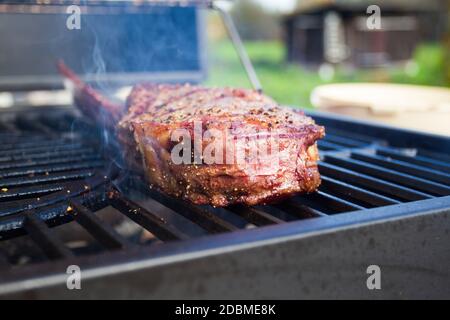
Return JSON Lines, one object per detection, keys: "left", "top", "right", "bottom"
{"left": 207, "top": 12, "right": 228, "bottom": 42}
{"left": 230, "top": 0, "right": 281, "bottom": 41}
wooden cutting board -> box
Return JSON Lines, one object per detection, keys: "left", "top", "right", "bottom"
{"left": 311, "top": 83, "right": 450, "bottom": 136}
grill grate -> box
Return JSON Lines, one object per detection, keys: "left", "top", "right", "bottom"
{"left": 0, "top": 106, "right": 449, "bottom": 270}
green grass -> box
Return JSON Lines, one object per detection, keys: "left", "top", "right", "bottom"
{"left": 204, "top": 40, "right": 448, "bottom": 108}
{"left": 205, "top": 41, "right": 323, "bottom": 107}
{"left": 389, "top": 44, "right": 448, "bottom": 87}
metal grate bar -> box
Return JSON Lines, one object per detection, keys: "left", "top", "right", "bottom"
{"left": 0, "top": 142, "right": 88, "bottom": 156}
{"left": 108, "top": 190, "right": 189, "bottom": 241}
{"left": 417, "top": 148, "right": 450, "bottom": 163}
{"left": 0, "top": 160, "right": 104, "bottom": 179}
{"left": 306, "top": 191, "right": 366, "bottom": 213}
{"left": 351, "top": 151, "right": 450, "bottom": 185}
{"left": 0, "top": 138, "right": 80, "bottom": 152}
{"left": 0, "top": 147, "right": 97, "bottom": 163}
{"left": 0, "top": 169, "right": 95, "bottom": 189}
{"left": 0, "top": 183, "right": 63, "bottom": 201}
{"left": 325, "top": 155, "right": 450, "bottom": 196}
{"left": 0, "top": 188, "right": 110, "bottom": 235}
{"left": 69, "top": 200, "right": 132, "bottom": 250}
{"left": 323, "top": 128, "right": 382, "bottom": 144}
{"left": 0, "top": 132, "right": 53, "bottom": 140}
{"left": 0, "top": 154, "right": 101, "bottom": 170}
{"left": 227, "top": 205, "right": 284, "bottom": 226}
{"left": 317, "top": 145, "right": 337, "bottom": 152}
{"left": 320, "top": 176, "right": 400, "bottom": 207}
{"left": 0, "top": 174, "right": 107, "bottom": 217}
{"left": 323, "top": 134, "right": 367, "bottom": 148}
{"left": 318, "top": 162, "right": 432, "bottom": 201}
{"left": 0, "top": 191, "right": 102, "bottom": 236}
{"left": 377, "top": 148, "right": 450, "bottom": 174}
{"left": 317, "top": 140, "right": 343, "bottom": 151}
{"left": 275, "top": 198, "right": 328, "bottom": 218}
{"left": 23, "top": 211, "right": 74, "bottom": 260}
{"left": 147, "top": 189, "right": 239, "bottom": 233}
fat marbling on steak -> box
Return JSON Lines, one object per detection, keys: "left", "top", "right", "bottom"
{"left": 59, "top": 62, "right": 325, "bottom": 207}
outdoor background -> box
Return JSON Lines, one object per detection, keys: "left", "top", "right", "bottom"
{"left": 205, "top": 0, "right": 450, "bottom": 108}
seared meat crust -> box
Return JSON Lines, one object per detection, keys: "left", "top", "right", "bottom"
{"left": 118, "top": 84, "right": 324, "bottom": 207}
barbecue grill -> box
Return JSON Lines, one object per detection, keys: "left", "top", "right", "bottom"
{"left": 0, "top": 0, "right": 449, "bottom": 299}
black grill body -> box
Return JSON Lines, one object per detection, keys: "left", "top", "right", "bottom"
{"left": 0, "top": 106, "right": 449, "bottom": 299}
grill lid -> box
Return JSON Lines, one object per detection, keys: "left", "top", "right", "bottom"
{"left": 0, "top": 4, "right": 206, "bottom": 91}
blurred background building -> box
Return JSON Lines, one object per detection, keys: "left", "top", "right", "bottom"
{"left": 284, "top": 0, "right": 447, "bottom": 67}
